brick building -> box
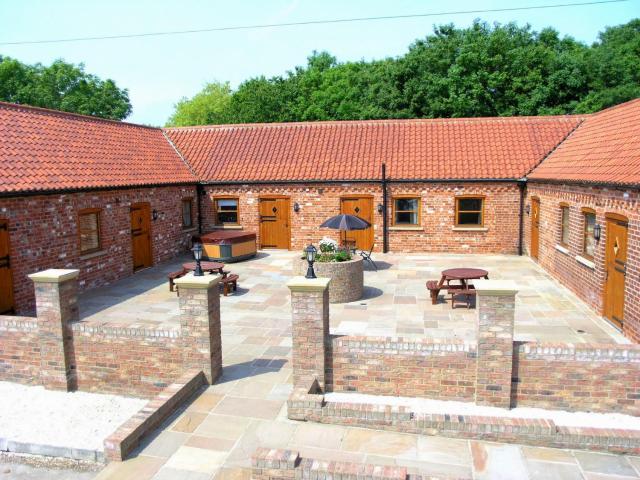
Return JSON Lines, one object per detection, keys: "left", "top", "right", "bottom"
{"left": 0, "top": 99, "right": 638, "bottom": 341}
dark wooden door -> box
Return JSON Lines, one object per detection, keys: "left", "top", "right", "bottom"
{"left": 0, "top": 220, "right": 14, "bottom": 314}
{"left": 340, "top": 197, "right": 374, "bottom": 251}
{"left": 259, "top": 197, "right": 290, "bottom": 249}
{"left": 530, "top": 198, "right": 540, "bottom": 259}
{"left": 604, "top": 216, "right": 628, "bottom": 329}
{"left": 130, "top": 203, "right": 152, "bottom": 271}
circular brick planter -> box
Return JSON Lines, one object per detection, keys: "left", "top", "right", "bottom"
{"left": 295, "top": 257, "right": 364, "bottom": 303}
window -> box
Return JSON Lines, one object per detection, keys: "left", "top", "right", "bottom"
{"left": 214, "top": 198, "right": 239, "bottom": 225}
{"left": 78, "top": 208, "right": 101, "bottom": 254}
{"left": 583, "top": 209, "right": 596, "bottom": 259}
{"left": 455, "top": 197, "right": 484, "bottom": 226}
{"left": 560, "top": 204, "right": 570, "bottom": 246}
{"left": 392, "top": 197, "right": 420, "bottom": 225}
{"left": 182, "top": 198, "right": 193, "bottom": 228}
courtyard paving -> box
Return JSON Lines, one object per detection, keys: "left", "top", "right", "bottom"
{"left": 79, "top": 250, "right": 626, "bottom": 344}
{"left": 77, "top": 250, "right": 639, "bottom": 479}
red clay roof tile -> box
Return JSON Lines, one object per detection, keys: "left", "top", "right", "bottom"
{"left": 164, "top": 116, "right": 582, "bottom": 182}
{"left": 528, "top": 99, "right": 640, "bottom": 186}
{"left": 0, "top": 102, "right": 196, "bottom": 193}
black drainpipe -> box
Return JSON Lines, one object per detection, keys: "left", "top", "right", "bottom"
{"left": 517, "top": 179, "right": 526, "bottom": 256}
{"left": 381, "top": 163, "right": 389, "bottom": 253}
{"left": 196, "top": 183, "right": 204, "bottom": 234}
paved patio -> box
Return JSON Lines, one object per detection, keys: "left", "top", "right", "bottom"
{"left": 79, "top": 250, "right": 626, "bottom": 344}
{"left": 82, "top": 251, "right": 638, "bottom": 480}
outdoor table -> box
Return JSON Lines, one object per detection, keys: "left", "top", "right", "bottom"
{"left": 438, "top": 268, "right": 489, "bottom": 289}
{"left": 182, "top": 261, "right": 225, "bottom": 275}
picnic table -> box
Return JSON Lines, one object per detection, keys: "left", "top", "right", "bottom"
{"left": 182, "top": 261, "right": 225, "bottom": 275}
{"left": 438, "top": 268, "right": 489, "bottom": 288}
{"left": 426, "top": 268, "right": 489, "bottom": 305}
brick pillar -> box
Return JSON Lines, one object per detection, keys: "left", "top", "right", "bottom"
{"left": 474, "top": 280, "right": 518, "bottom": 408}
{"left": 175, "top": 273, "right": 222, "bottom": 384}
{"left": 287, "top": 276, "right": 331, "bottom": 391}
{"left": 28, "top": 269, "right": 79, "bottom": 391}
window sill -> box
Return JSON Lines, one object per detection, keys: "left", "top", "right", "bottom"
{"left": 181, "top": 226, "right": 198, "bottom": 233}
{"left": 575, "top": 255, "right": 595, "bottom": 270}
{"left": 389, "top": 225, "right": 423, "bottom": 231}
{"left": 79, "top": 250, "right": 107, "bottom": 261}
{"left": 555, "top": 244, "right": 570, "bottom": 255}
{"left": 212, "top": 225, "right": 243, "bottom": 230}
{"left": 452, "top": 227, "right": 488, "bottom": 232}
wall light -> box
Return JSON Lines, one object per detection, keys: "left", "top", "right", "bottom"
{"left": 293, "top": 202, "right": 300, "bottom": 213}
{"left": 525, "top": 205, "right": 531, "bottom": 215}
{"left": 594, "top": 223, "right": 602, "bottom": 241}
{"left": 152, "top": 209, "right": 159, "bottom": 221}
{"left": 377, "top": 203, "right": 384, "bottom": 214}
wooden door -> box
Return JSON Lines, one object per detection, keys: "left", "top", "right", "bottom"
{"left": 340, "top": 197, "right": 374, "bottom": 251}
{"left": 604, "top": 215, "right": 628, "bottom": 329}
{"left": 530, "top": 198, "right": 540, "bottom": 259}
{"left": 259, "top": 197, "right": 290, "bottom": 249}
{"left": 130, "top": 203, "right": 152, "bottom": 271}
{"left": 0, "top": 220, "right": 14, "bottom": 314}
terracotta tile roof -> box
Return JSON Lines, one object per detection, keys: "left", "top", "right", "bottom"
{"left": 528, "top": 98, "right": 640, "bottom": 186}
{"left": 0, "top": 102, "right": 196, "bottom": 193}
{"left": 164, "top": 116, "right": 582, "bottom": 182}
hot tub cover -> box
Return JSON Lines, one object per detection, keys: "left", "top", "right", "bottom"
{"left": 196, "top": 231, "right": 256, "bottom": 245}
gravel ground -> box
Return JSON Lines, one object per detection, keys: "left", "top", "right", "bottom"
{"left": 0, "top": 382, "right": 146, "bottom": 451}
{"left": 326, "top": 392, "right": 640, "bottom": 430}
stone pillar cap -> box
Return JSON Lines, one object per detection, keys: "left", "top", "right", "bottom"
{"left": 473, "top": 279, "right": 518, "bottom": 295}
{"left": 28, "top": 269, "right": 79, "bottom": 283}
{"left": 287, "top": 276, "right": 331, "bottom": 292}
{"left": 174, "top": 272, "right": 222, "bottom": 289}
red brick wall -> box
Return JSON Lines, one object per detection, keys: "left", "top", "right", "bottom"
{"left": 0, "top": 185, "right": 198, "bottom": 314}
{"left": 71, "top": 324, "right": 184, "bottom": 398}
{"left": 524, "top": 183, "right": 640, "bottom": 342}
{"left": 513, "top": 342, "right": 640, "bottom": 415}
{"left": 328, "top": 336, "right": 477, "bottom": 401}
{"left": 202, "top": 182, "right": 520, "bottom": 254}
{"left": 0, "top": 316, "right": 40, "bottom": 384}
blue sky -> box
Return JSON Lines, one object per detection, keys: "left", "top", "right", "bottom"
{"left": 1, "top": 0, "right": 638, "bottom": 126}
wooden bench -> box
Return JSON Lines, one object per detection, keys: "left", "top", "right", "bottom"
{"left": 220, "top": 274, "right": 239, "bottom": 296}
{"left": 168, "top": 268, "right": 188, "bottom": 292}
{"left": 449, "top": 286, "right": 476, "bottom": 309}
{"left": 426, "top": 280, "right": 441, "bottom": 305}
{"left": 427, "top": 280, "right": 466, "bottom": 305}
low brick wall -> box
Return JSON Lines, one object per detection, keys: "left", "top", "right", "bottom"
{"left": 72, "top": 324, "right": 184, "bottom": 398}
{"left": 252, "top": 448, "right": 410, "bottom": 480}
{"left": 0, "top": 316, "right": 40, "bottom": 385}
{"left": 513, "top": 342, "right": 640, "bottom": 416}
{"left": 329, "top": 336, "right": 477, "bottom": 401}
{"left": 288, "top": 386, "right": 640, "bottom": 455}
{"left": 104, "top": 370, "right": 206, "bottom": 461}
{"left": 295, "top": 257, "right": 363, "bottom": 303}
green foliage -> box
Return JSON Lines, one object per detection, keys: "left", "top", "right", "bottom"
{"left": 316, "top": 250, "right": 352, "bottom": 263}
{"left": 166, "top": 19, "right": 640, "bottom": 126}
{"left": 166, "top": 81, "right": 232, "bottom": 126}
{"left": 0, "top": 56, "right": 131, "bottom": 120}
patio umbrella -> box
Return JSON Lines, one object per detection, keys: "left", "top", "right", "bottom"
{"left": 320, "top": 214, "right": 370, "bottom": 230}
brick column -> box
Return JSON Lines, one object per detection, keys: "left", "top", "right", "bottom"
{"left": 287, "top": 276, "right": 331, "bottom": 391}
{"left": 175, "top": 273, "right": 222, "bottom": 384}
{"left": 28, "top": 269, "right": 79, "bottom": 391}
{"left": 474, "top": 280, "right": 518, "bottom": 408}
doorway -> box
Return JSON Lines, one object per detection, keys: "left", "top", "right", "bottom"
{"left": 0, "top": 219, "right": 14, "bottom": 314}
{"left": 530, "top": 197, "right": 540, "bottom": 259}
{"left": 340, "top": 196, "right": 374, "bottom": 251}
{"left": 130, "top": 203, "right": 153, "bottom": 271}
{"left": 603, "top": 214, "right": 628, "bottom": 329}
{"left": 259, "top": 197, "right": 291, "bottom": 249}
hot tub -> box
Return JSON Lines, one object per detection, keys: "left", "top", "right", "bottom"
{"left": 194, "top": 231, "right": 257, "bottom": 263}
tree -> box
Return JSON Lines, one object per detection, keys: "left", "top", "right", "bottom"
{"left": 165, "top": 18, "right": 640, "bottom": 125}
{"left": 0, "top": 56, "right": 131, "bottom": 120}
{"left": 166, "top": 81, "right": 232, "bottom": 126}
